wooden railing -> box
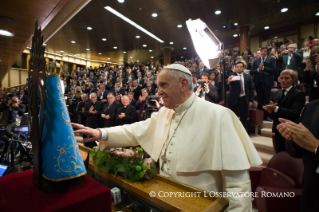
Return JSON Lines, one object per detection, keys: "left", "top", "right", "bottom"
{"left": 4, "top": 83, "right": 26, "bottom": 90}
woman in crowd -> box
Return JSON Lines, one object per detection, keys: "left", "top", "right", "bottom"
{"left": 75, "top": 86, "right": 82, "bottom": 98}
{"left": 300, "top": 41, "right": 312, "bottom": 71}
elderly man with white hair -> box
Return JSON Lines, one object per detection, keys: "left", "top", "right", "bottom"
{"left": 74, "top": 64, "right": 262, "bottom": 211}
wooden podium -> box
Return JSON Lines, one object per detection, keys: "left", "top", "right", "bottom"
{"left": 79, "top": 145, "right": 228, "bottom": 212}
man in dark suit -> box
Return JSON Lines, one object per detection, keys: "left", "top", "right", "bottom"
{"left": 98, "top": 84, "right": 109, "bottom": 105}
{"left": 251, "top": 47, "right": 276, "bottom": 121}
{"left": 131, "top": 80, "right": 142, "bottom": 100}
{"left": 83, "top": 93, "right": 102, "bottom": 148}
{"left": 196, "top": 62, "right": 211, "bottom": 79}
{"left": 64, "top": 80, "right": 71, "bottom": 94}
{"left": 17, "top": 89, "right": 28, "bottom": 105}
{"left": 67, "top": 89, "right": 80, "bottom": 123}
{"left": 137, "top": 72, "right": 145, "bottom": 88}
{"left": 194, "top": 72, "right": 218, "bottom": 103}
{"left": 277, "top": 99, "right": 319, "bottom": 211}
{"left": 128, "top": 92, "right": 137, "bottom": 107}
{"left": 115, "top": 95, "right": 137, "bottom": 126}
{"left": 227, "top": 61, "right": 254, "bottom": 130}
{"left": 100, "top": 93, "right": 121, "bottom": 127}
{"left": 263, "top": 69, "right": 305, "bottom": 152}
{"left": 279, "top": 44, "right": 302, "bottom": 82}
{"left": 87, "top": 83, "right": 97, "bottom": 94}
{"left": 76, "top": 93, "right": 88, "bottom": 125}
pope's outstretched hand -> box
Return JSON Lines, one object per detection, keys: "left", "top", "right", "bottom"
{"left": 72, "top": 123, "right": 101, "bottom": 143}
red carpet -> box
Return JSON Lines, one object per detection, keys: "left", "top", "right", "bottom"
{"left": 0, "top": 171, "right": 112, "bottom": 212}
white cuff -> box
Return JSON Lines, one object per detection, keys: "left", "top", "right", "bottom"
{"left": 274, "top": 106, "right": 279, "bottom": 113}
{"left": 99, "top": 128, "right": 108, "bottom": 141}
{"left": 205, "top": 90, "right": 210, "bottom": 93}
{"left": 195, "top": 91, "right": 200, "bottom": 96}
{"left": 262, "top": 66, "right": 264, "bottom": 70}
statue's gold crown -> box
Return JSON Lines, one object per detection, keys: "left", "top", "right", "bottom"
{"left": 46, "top": 61, "right": 62, "bottom": 75}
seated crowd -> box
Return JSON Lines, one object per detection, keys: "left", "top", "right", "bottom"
{"left": 0, "top": 36, "right": 318, "bottom": 149}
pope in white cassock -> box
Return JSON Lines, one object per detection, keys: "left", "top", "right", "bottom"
{"left": 73, "top": 64, "right": 262, "bottom": 212}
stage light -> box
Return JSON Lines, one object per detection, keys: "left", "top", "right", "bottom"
{"left": 186, "top": 18, "right": 222, "bottom": 69}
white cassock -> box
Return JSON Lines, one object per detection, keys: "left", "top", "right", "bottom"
{"left": 99, "top": 93, "right": 262, "bottom": 212}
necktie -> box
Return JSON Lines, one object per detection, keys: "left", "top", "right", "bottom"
{"left": 287, "top": 54, "right": 291, "bottom": 65}
{"left": 279, "top": 89, "right": 286, "bottom": 104}
{"left": 261, "top": 57, "right": 264, "bottom": 63}
{"left": 240, "top": 75, "right": 244, "bottom": 94}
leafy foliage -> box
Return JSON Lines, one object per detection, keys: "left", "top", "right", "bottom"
{"left": 91, "top": 147, "right": 157, "bottom": 182}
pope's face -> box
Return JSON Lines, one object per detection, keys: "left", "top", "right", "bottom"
{"left": 157, "top": 70, "right": 183, "bottom": 109}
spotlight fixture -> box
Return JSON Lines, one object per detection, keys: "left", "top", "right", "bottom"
{"left": 60, "top": 50, "right": 64, "bottom": 53}
{"left": 151, "top": 56, "right": 154, "bottom": 58}
{"left": 99, "top": 53, "right": 102, "bottom": 55}
{"left": 281, "top": 8, "right": 288, "bottom": 12}
{"left": 113, "top": 46, "right": 118, "bottom": 49}
{"left": 234, "top": 23, "right": 238, "bottom": 26}
{"left": 152, "top": 13, "right": 157, "bottom": 17}
{"left": 183, "top": 47, "right": 187, "bottom": 50}
{"left": 170, "top": 42, "right": 174, "bottom": 45}
{"left": 102, "top": 38, "right": 107, "bottom": 41}
{"left": 123, "top": 51, "right": 126, "bottom": 53}
{"left": 149, "top": 50, "right": 152, "bottom": 52}
{"left": 108, "top": 58, "right": 111, "bottom": 59}
{"left": 87, "top": 27, "right": 92, "bottom": 30}
{"left": 0, "top": 29, "right": 14, "bottom": 37}
{"left": 177, "top": 24, "right": 182, "bottom": 28}
{"left": 143, "top": 44, "right": 147, "bottom": 47}
{"left": 186, "top": 18, "right": 222, "bottom": 70}
{"left": 316, "top": 12, "right": 319, "bottom": 16}
{"left": 264, "top": 26, "right": 270, "bottom": 30}
{"left": 43, "top": 43, "right": 47, "bottom": 46}
{"left": 233, "top": 34, "right": 238, "bottom": 37}
{"left": 130, "top": 56, "right": 132, "bottom": 58}
{"left": 118, "top": 0, "right": 124, "bottom": 3}
{"left": 86, "top": 48, "right": 90, "bottom": 51}
{"left": 181, "top": 56, "right": 184, "bottom": 58}
{"left": 136, "top": 36, "right": 140, "bottom": 38}
{"left": 137, "top": 60, "right": 140, "bottom": 62}
{"left": 71, "top": 41, "right": 76, "bottom": 43}
{"left": 215, "top": 10, "right": 221, "bottom": 15}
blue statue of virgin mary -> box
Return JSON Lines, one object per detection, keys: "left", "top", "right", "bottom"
{"left": 41, "top": 62, "right": 86, "bottom": 181}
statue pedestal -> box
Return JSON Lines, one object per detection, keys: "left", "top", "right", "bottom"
{"left": 79, "top": 145, "right": 228, "bottom": 212}
{"left": 0, "top": 170, "right": 112, "bottom": 212}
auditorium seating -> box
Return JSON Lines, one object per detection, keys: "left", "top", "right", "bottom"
{"left": 248, "top": 100, "right": 264, "bottom": 135}
{"left": 249, "top": 151, "right": 303, "bottom": 212}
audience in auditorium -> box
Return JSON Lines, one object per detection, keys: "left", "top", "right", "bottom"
{"left": 1, "top": 35, "right": 318, "bottom": 144}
